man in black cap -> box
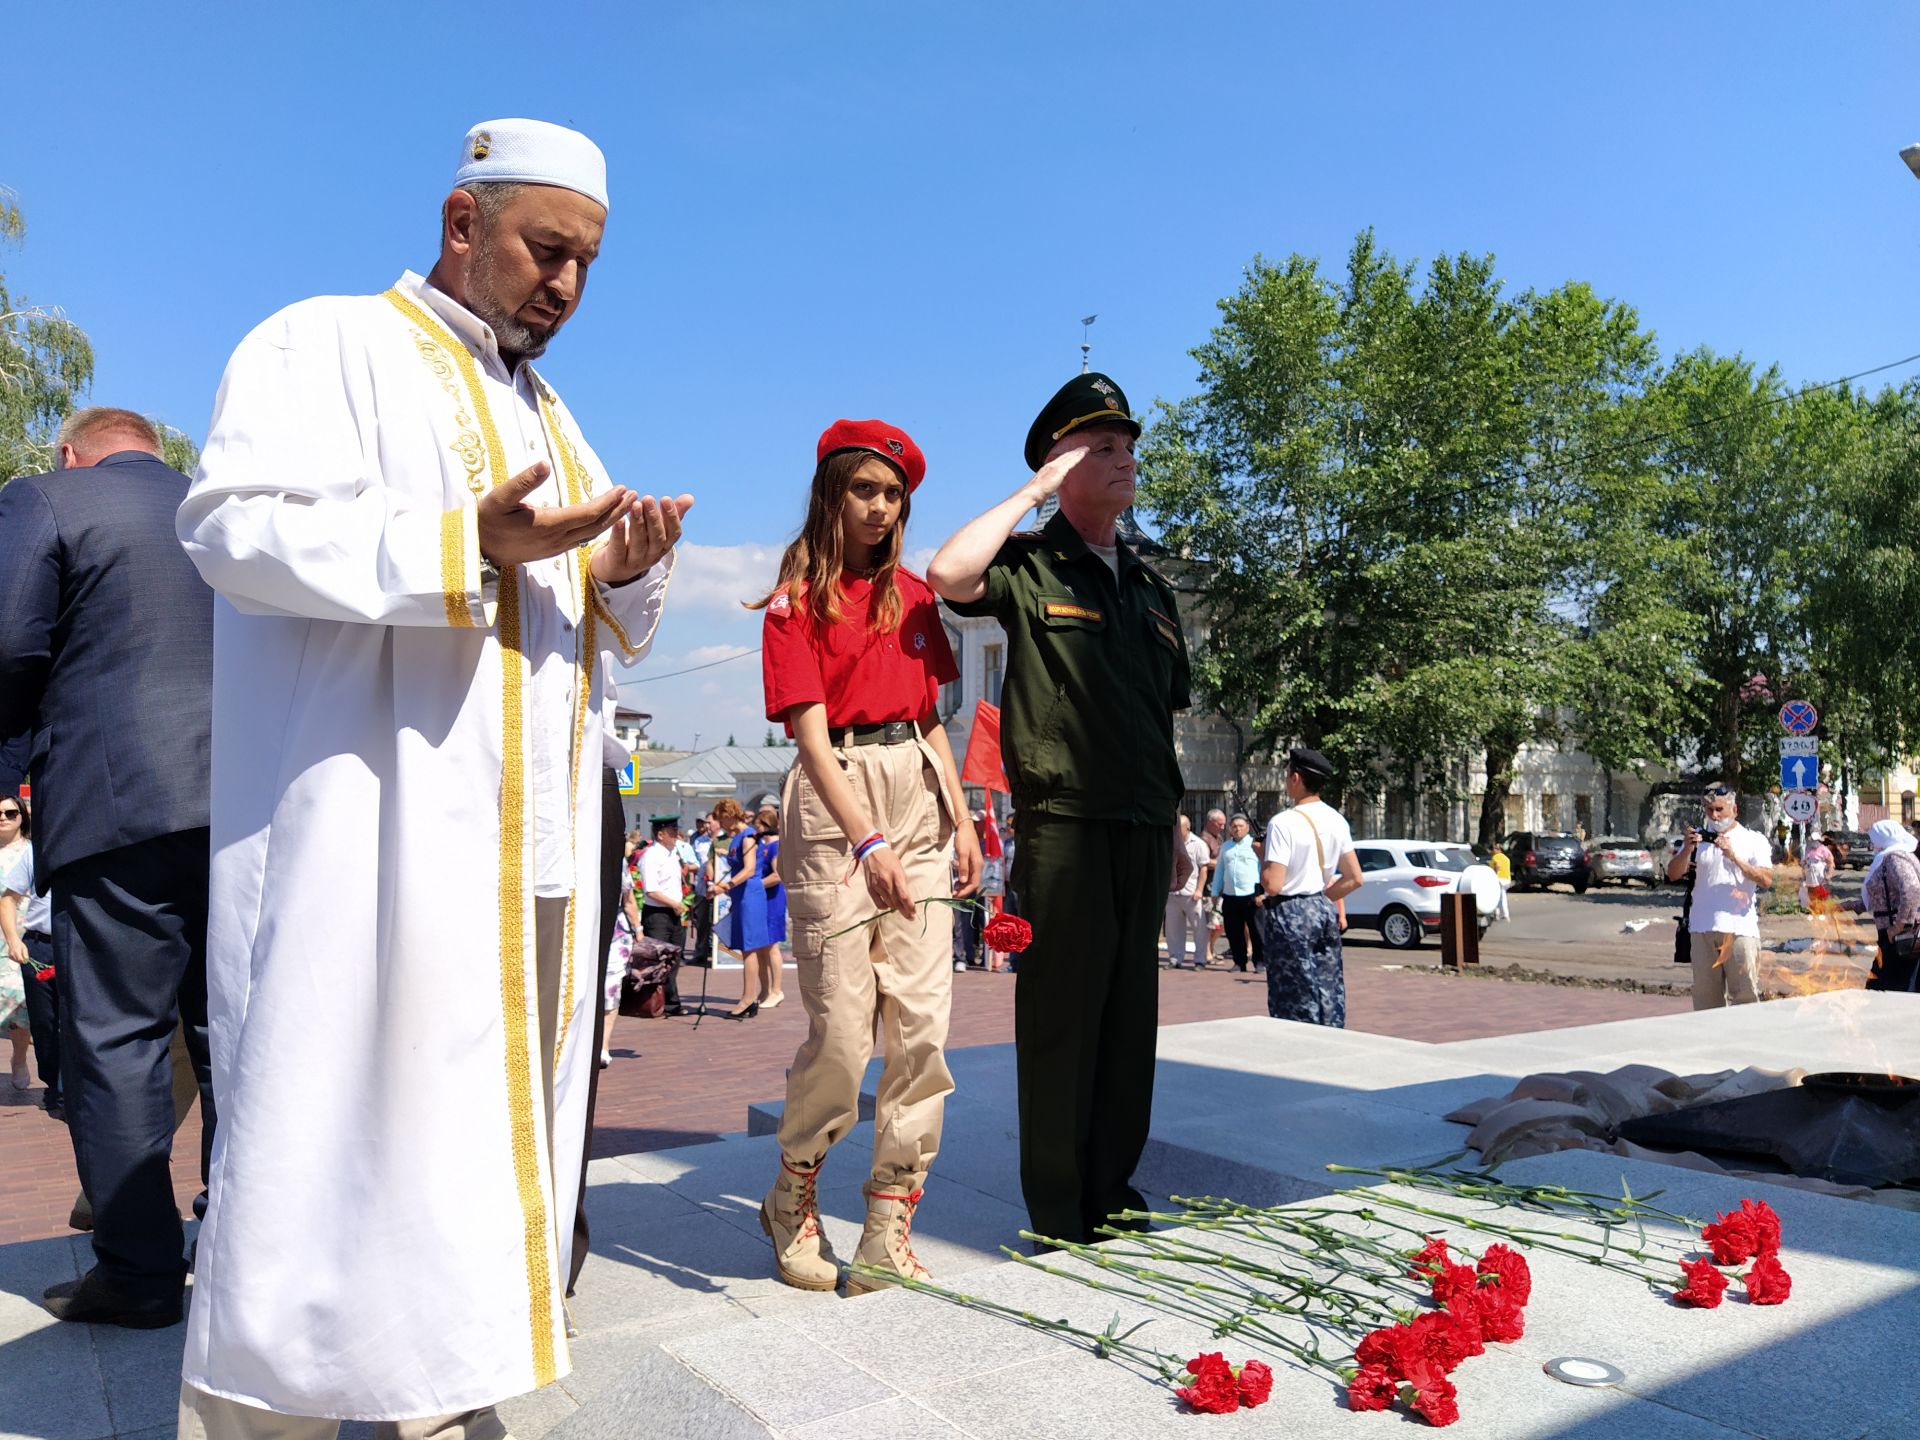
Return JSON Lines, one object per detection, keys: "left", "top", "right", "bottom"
{"left": 638, "top": 814, "right": 687, "bottom": 1016}
{"left": 929, "top": 372, "right": 1189, "bottom": 1244}
{"left": 1258, "top": 749, "right": 1362, "bottom": 1025}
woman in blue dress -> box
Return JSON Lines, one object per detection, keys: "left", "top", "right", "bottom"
{"left": 717, "top": 797, "right": 774, "bottom": 1019}
{"left": 755, "top": 804, "right": 787, "bottom": 1009}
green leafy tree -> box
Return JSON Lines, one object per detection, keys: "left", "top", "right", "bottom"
{"left": 1141, "top": 232, "right": 1669, "bottom": 842}
{"left": 1646, "top": 354, "right": 1868, "bottom": 794}
{"left": 0, "top": 189, "right": 93, "bottom": 482}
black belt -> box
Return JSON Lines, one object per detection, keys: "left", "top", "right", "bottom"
{"left": 25, "top": 929, "right": 50, "bottom": 942}
{"left": 830, "top": 720, "right": 917, "bottom": 747}
{"left": 1268, "top": 892, "right": 1321, "bottom": 905}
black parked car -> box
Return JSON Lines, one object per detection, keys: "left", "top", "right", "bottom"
{"left": 1503, "top": 831, "right": 1592, "bottom": 893}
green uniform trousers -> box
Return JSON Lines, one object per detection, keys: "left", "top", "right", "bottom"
{"left": 1012, "top": 815, "right": 1172, "bottom": 1244}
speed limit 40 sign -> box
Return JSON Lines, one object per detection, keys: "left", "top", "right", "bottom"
{"left": 1783, "top": 792, "right": 1818, "bottom": 824}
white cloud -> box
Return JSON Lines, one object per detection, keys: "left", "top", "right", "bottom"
{"left": 670, "top": 541, "right": 783, "bottom": 614}
{"left": 681, "top": 642, "right": 755, "bottom": 666}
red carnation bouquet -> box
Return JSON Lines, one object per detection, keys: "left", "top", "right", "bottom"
{"left": 1674, "top": 1197, "right": 1791, "bottom": 1308}
{"left": 856, "top": 1161, "right": 1795, "bottom": 1430}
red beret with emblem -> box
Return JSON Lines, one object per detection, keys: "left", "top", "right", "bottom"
{"left": 817, "top": 418, "right": 926, "bottom": 493}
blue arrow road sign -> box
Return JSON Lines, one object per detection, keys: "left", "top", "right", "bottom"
{"left": 1780, "top": 754, "right": 1817, "bottom": 790}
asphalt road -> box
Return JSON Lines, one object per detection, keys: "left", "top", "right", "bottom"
{"left": 1340, "top": 863, "right": 1872, "bottom": 988}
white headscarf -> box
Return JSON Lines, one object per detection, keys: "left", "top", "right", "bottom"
{"left": 1865, "top": 819, "right": 1919, "bottom": 889}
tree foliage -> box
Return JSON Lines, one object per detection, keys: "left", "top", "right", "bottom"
{"left": 1140, "top": 230, "right": 1920, "bottom": 833}
{"left": 0, "top": 188, "right": 93, "bottom": 482}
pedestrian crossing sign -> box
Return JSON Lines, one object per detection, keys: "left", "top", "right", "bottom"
{"left": 617, "top": 756, "right": 638, "bottom": 795}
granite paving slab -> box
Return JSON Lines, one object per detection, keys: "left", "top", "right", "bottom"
{"left": 665, "top": 1319, "right": 898, "bottom": 1429}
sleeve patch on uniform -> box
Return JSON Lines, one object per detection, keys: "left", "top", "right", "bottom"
{"left": 1044, "top": 601, "right": 1104, "bottom": 622}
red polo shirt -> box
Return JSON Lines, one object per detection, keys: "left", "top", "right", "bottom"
{"left": 762, "top": 569, "right": 958, "bottom": 732}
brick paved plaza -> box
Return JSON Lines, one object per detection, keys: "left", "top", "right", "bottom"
{"left": 0, "top": 961, "right": 1685, "bottom": 1249}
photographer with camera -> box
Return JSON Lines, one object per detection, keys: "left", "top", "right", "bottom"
{"left": 1665, "top": 782, "right": 1773, "bottom": 1009}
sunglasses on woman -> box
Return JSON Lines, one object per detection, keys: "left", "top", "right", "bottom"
{"left": 0, "top": 808, "right": 20, "bottom": 819}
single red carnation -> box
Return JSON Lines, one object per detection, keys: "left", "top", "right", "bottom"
{"left": 1354, "top": 1325, "right": 1412, "bottom": 1375}
{"left": 1472, "top": 1287, "right": 1526, "bottom": 1343}
{"left": 1675, "top": 1257, "right": 1729, "bottom": 1308}
{"left": 1346, "top": 1363, "right": 1398, "bottom": 1412}
{"left": 1176, "top": 1352, "right": 1239, "bottom": 1414}
{"left": 1745, "top": 1251, "right": 1792, "bottom": 1305}
{"left": 1183, "top": 1352, "right": 1232, "bottom": 1381}
{"left": 1407, "top": 1234, "right": 1451, "bottom": 1278}
{"left": 1429, "top": 1260, "right": 1480, "bottom": 1309}
{"left": 1400, "top": 1367, "right": 1460, "bottom": 1428}
{"left": 1738, "top": 1198, "right": 1783, "bottom": 1256}
{"left": 1235, "top": 1359, "right": 1273, "bottom": 1408}
{"left": 30, "top": 964, "right": 54, "bottom": 982}
{"left": 1408, "top": 1309, "right": 1480, "bottom": 1372}
{"left": 1475, "top": 1243, "right": 1532, "bottom": 1306}
{"left": 1701, "top": 1208, "right": 1761, "bottom": 1266}
{"left": 982, "top": 913, "right": 1033, "bottom": 953}
{"left": 1176, "top": 1370, "right": 1239, "bottom": 1414}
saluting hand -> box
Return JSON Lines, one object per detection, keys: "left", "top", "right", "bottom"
{"left": 591, "top": 493, "right": 695, "bottom": 585}
{"left": 478, "top": 461, "right": 636, "bottom": 567}
{"left": 1024, "top": 442, "right": 1090, "bottom": 506}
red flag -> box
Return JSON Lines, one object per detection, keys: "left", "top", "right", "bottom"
{"left": 980, "top": 805, "right": 1004, "bottom": 860}
{"left": 960, "top": 699, "right": 1009, "bottom": 794}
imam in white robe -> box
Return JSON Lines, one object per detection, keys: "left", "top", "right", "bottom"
{"left": 177, "top": 270, "right": 671, "bottom": 1419}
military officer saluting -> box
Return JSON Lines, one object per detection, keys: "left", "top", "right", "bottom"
{"left": 929, "top": 373, "right": 1189, "bottom": 1244}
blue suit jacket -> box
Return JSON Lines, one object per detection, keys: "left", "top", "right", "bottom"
{"left": 0, "top": 450, "right": 213, "bottom": 881}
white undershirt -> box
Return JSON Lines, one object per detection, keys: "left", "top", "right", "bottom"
{"left": 1088, "top": 541, "right": 1119, "bottom": 578}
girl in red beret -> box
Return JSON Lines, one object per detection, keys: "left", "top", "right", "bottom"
{"left": 748, "top": 419, "right": 981, "bottom": 1293}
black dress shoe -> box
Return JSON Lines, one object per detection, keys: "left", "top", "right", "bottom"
{"left": 662, "top": 1004, "right": 687, "bottom": 1018}
{"left": 43, "top": 1270, "right": 182, "bottom": 1329}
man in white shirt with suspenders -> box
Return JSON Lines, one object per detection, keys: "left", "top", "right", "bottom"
{"left": 1259, "top": 749, "right": 1363, "bottom": 1025}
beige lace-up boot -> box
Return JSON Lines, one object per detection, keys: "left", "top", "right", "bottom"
{"left": 844, "top": 1181, "right": 932, "bottom": 1295}
{"left": 760, "top": 1156, "right": 839, "bottom": 1291}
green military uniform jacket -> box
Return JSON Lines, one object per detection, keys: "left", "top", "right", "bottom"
{"left": 948, "top": 511, "right": 1190, "bottom": 824}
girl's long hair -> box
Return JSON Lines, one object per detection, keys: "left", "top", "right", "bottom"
{"left": 747, "top": 450, "right": 910, "bottom": 633}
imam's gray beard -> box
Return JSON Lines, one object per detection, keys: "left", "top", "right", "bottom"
{"left": 468, "top": 232, "right": 560, "bottom": 361}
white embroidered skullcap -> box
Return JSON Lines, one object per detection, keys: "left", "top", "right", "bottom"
{"left": 453, "top": 119, "right": 608, "bottom": 210}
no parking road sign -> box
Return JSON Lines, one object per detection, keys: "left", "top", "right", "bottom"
{"left": 1778, "top": 700, "right": 1818, "bottom": 735}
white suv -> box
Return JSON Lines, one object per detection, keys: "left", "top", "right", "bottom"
{"left": 1346, "top": 838, "right": 1485, "bottom": 949}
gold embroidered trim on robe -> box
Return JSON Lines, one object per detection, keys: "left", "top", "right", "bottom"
{"left": 535, "top": 385, "right": 597, "bottom": 1067}
{"left": 382, "top": 286, "right": 557, "bottom": 1386}
{"left": 440, "top": 509, "right": 473, "bottom": 627}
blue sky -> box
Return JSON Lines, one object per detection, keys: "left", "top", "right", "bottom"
{"left": 7, "top": 3, "right": 1918, "bottom": 747}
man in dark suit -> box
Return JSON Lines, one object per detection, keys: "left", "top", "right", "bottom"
{"left": 0, "top": 406, "right": 215, "bottom": 1328}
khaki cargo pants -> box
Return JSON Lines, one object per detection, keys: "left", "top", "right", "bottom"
{"left": 775, "top": 734, "right": 956, "bottom": 1189}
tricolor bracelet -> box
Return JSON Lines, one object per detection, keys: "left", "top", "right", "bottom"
{"left": 853, "top": 832, "right": 889, "bottom": 863}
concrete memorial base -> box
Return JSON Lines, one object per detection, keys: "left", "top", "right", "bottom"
{"left": 2, "top": 994, "right": 1913, "bottom": 1439}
